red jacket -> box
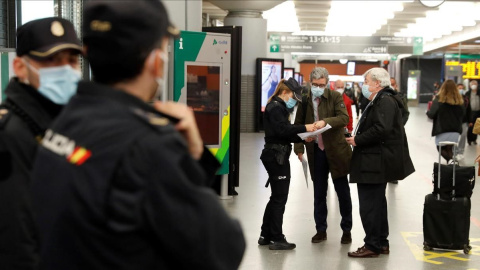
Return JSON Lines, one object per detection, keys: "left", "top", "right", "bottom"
{"left": 342, "top": 93, "right": 353, "bottom": 132}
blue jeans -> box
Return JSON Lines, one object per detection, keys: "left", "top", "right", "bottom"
{"left": 313, "top": 145, "right": 352, "bottom": 232}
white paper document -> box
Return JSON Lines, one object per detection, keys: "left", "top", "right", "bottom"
{"left": 297, "top": 124, "right": 332, "bottom": 140}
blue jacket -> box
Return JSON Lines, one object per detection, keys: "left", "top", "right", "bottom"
{"left": 31, "top": 81, "right": 245, "bottom": 270}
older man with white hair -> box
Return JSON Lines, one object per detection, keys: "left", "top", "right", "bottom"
{"left": 345, "top": 68, "right": 414, "bottom": 258}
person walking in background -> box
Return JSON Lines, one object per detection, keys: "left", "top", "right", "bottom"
{"left": 427, "top": 80, "right": 465, "bottom": 164}
{"left": 335, "top": 80, "right": 353, "bottom": 133}
{"left": 259, "top": 78, "right": 316, "bottom": 250}
{"left": 457, "top": 83, "right": 471, "bottom": 160}
{"left": 466, "top": 80, "right": 480, "bottom": 145}
{"left": 345, "top": 82, "right": 360, "bottom": 119}
{"left": 294, "top": 67, "right": 353, "bottom": 245}
{"left": 30, "top": 1, "right": 245, "bottom": 269}
{"left": 346, "top": 68, "right": 414, "bottom": 258}
{"left": 0, "top": 17, "right": 82, "bottom": 269}
{"left": 390, "top": 77, "right": 410, "bottom": 125}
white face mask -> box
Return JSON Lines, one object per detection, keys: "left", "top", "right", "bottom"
{"left": 471, "top": 84, "right": 478, "bottom": 90}
{"left": 336, "top": 88, "right": 344, "bottom": 95}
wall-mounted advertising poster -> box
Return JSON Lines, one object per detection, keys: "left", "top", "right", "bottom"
{"left": 257, "top": 59, "right": 284, "bottom": 112}
{"left": 256, "top": 58, "right": 284, "bottom": 130}
{"left": 294, "top": 72, "right": 300, "bottom": 83}
{"left": 284, "top": 67, "right": 294, "bottom": 80}
{"left": 407, "top": 70, "right": 421, "bottom": 100}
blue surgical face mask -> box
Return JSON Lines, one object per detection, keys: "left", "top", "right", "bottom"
{"left": 459, "top": 89, "right": 465, "bottom": 96}
{"left": 26, "top": 62, "right": 81, "bottom": 105}
{"left": 362, "top": 84, "right": 372, "bottom": 99}
{"left": 311, "top": 86, "right": 324, "bottom": 97}
{"left": 285, "top": 97, "right": 297, "bottom": 109}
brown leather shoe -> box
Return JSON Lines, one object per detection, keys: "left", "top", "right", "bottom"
{"left": 381, "top": 246, "right": 390, "bottom": 254}
{"left": 341, "top": 231, "right": 352, "bottom": 244}
{"left": 311, "top": 231, "right": 327, "bottom": 243}
{"left": 348, "top": 246, "right": 380, "bottom": 258}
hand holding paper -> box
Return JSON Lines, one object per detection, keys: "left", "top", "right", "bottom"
{"left": 297, "top": 124, "right": 332, "bottom": 140}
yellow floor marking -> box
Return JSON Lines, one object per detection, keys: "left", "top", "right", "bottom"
{"left": 402, "top": 232, "right": 480, "bottom": 265}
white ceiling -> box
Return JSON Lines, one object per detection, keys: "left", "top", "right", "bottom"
{"left": 203, "top": 0, "right": 480, "bottom": 55}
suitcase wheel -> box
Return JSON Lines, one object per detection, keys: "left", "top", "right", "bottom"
{"left": 423, "top": 242, "right": 433, "bottom": 251}
{"left": 463, "top": 244, "right": 472, "bottom": 255}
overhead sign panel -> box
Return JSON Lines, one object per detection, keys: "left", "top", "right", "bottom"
{"left": 268, "top": 32, "right": 416, "bottom": 54}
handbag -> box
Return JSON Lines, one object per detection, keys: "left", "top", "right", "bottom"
{"left": 433, "top": 162, "right": 475, "bottom": 199}
{"left": 473, "top": 118, "right": 480, "bottom": 135}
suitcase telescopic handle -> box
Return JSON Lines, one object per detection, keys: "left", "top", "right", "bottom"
{"left": 438, "top": 141, "right": 458, "bottom": 200}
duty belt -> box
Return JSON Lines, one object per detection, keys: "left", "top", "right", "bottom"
{"left": 264, "top": 143, "right": 291, "bottom": 152}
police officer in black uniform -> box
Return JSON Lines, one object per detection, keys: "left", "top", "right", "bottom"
{"left": 0, "top": 18, "right": 82, "bottom": 269}
{"left": 30, "top": 1, "right": 245, "bottom": 269}
{"left": 258, "top": 78, "right": 316, "bottom": 250}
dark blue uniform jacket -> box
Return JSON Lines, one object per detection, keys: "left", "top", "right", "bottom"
{"left": 0, "top": 78, "right": 62, "bottom": 270}
{"left": 31, "top": 81, "right": 245, "bottom": 270}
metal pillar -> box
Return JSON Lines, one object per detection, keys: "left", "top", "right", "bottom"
{"left": 54, "top": 0, "right": 89, "bottom": 80}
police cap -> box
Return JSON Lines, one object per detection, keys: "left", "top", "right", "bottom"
{"left": 16, "top": 17, "right": 82, "bottom": 60}
{"left": 284, "top": 77, "right": 303, "bottom": 102}
{"left": 83, "top": 0, "right": 180, "bottom": 64}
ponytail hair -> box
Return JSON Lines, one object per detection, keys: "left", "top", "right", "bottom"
{"left": 267, "top": 79, "right": 292, "bottom": 104}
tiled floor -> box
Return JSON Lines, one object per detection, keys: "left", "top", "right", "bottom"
{"left": 221, "top": 104, "right": 480, "bottom": 270}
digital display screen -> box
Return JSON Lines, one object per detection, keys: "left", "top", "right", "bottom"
{"left": 294, "top": 72, "right": 300, "bottom": 82}
{"left": 260, "top": 60, "right": 283, "bottom": 112}
{"left": 347, "top": 62, "right": 356, "bottom": 75}
{"left": 284, "top": 68, "right": 294, "bottom": 80}
{"left": 407, "top": 77, "right": 418, "bottom": 99}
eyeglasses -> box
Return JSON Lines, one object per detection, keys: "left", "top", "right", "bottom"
{"left": 312, "top": 83, "right": 327, "bottom": 88}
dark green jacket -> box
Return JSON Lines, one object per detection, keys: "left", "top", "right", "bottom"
{"left": 294, "top": 88, "right": 352, "bottom": 180}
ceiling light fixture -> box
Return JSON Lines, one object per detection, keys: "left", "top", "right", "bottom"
{"left": 395, "top": 2, "right": 480, "bottom": 42}
{"left": 339, "top": 59, "right": 348, "bottom": 64}
{"left": 419, "top": 0, "right": 445, "bottom": 8}
{"left": 263, "top": 1, "right": 300, "bottom": 33}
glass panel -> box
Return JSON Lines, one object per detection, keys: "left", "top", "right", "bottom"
{"left": 22, "top": 0, "right": 54, "bottom": 24}
{"left": 186, "top": 65, "right": 221, "bottom": 146}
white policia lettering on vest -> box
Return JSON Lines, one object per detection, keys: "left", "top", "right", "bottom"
{"left": 42, "top": 129, "right": 76, "bottom": 157}
{"left": 42, "top": 129, "right": 92, "bottom": 166}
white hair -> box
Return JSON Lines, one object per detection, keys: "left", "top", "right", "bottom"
{"left": 363, "top": 68, "right": 391, "bottom": 88}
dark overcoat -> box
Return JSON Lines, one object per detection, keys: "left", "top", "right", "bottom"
{"left": 350, "top": 87, "right": 415, "bottom": 183}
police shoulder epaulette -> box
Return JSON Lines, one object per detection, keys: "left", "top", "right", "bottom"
{"left": 0, "top": 107, "right": 11, "bottom": 130}
{"left": 266, "top": 100, "right": 281, "bottom": 112}
{"left": 131, "top": 108, "right": 170, "bottom": 127}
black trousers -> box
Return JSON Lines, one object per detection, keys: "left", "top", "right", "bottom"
{"left": 357, "top": 183, "right": 388, "bottom": 253}
{"left": 260, "top": 148, "right": 291, "bottom": 241}
{"left": 467, "top": 110, "right": 480, "bottom": 143}
{"left": 313, "top": 145, "right": 352, "bottom": 232}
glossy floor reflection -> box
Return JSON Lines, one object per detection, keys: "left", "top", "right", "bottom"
{"left": 221, "top": 104, "right": 480, "bottom": 270}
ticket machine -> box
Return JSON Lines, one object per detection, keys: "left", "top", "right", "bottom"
{"left": 172, "top": 31, "right": 231, "bottom": 181}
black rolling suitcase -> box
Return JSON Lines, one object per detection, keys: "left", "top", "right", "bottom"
{"left": 423, "top": 142, "right": 473, "bottom": 254}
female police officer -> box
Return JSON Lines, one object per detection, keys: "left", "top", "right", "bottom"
{"left": 259, "top": 78, "right": 316, "bottom": 250}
